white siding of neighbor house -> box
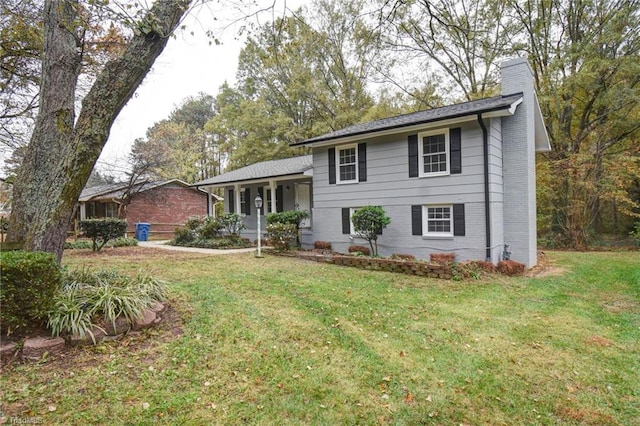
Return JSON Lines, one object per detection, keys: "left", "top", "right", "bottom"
{"left": 311, "top": 121, "right": 495, "bottom": 262}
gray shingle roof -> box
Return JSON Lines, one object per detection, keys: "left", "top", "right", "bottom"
{"left": 193, "top": 155, "right": 313, "bottom": 187}
{"left": 292, "top": 93, "right": 524, "bottom": 146}
{"left": 79, "top": 179, "right": 206, "bottom": 201}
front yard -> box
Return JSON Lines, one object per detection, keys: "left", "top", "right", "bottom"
{"left": 1, "top": 249, "right": 638, "bottom": 425}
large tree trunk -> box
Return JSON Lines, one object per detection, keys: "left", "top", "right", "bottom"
{"left": 7, "top": 0, "right": 191, "bottom": 262}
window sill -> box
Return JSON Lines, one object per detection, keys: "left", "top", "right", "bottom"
{"left": 418, "top": 172, "right": 450, "bottom": 178}
{"left": 421, "top": 235, "right": 454, "bottom": 240}
{"left": 336, "top": 180, "right": 358, "bottom": 185}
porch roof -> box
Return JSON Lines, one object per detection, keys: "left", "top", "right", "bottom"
{"left": 192, "top": 155, "right": 313, "bottom": 188}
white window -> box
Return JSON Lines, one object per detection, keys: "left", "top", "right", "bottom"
{"left": 240, "top": 189, "right": 247, "bottom": 215}
{"left": 419, "top": 129, "right": 449, "bottom": 177}
{"left": 262, "top": 186, "right": 274, "bottom": 213}
{"left": 337, "top": 145, "right": 358, "bottom": 183}
{"left": 423, "top": 205, "right": 453, "bottom": 237}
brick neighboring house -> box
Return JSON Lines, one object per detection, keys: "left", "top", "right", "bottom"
{"left": 78, "top": 179, "right": 217, "bottom": 236}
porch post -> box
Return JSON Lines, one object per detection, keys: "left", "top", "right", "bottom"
{"left": 269, "top": 180, "right": 277, "bottom": 214}
{"left": 234, "top": 184, "right": 242, "bottom": 215}
{"left": 79, "top": 203, "right": 86, "bottom": 221}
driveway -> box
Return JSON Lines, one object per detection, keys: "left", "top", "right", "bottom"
{"left": 137, "top": 240, "right": 256, "bottom": 255}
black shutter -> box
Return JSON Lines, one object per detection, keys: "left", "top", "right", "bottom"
{"left": 228, "top": 189, "right": 235, "bottom": 213}
{"left": 276, "top": 185, "right": 284, "bottom": 212}
{"left": 450, "top": 127, "right": 462, "bottom": 174}
{"left": 411, "top": 205, "right": 422, "bottom": 235}
{"left": 358, "top": 143, "right": 367, "bottom": 182}
{"left": 408, "top": 135, "right": 419, "bottom": 177}
{"left": 453, "top": 204, "right": 465, "bottom": 236}
{"left": 245, "top": 188, "right": 251, "bottom": 216}
{"left": 328, "top": 148, "right": 336, "bottom": 184}
{"left": 342, "top": 208, "right": 351, "bottom": 234}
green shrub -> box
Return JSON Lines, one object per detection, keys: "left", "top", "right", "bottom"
{"left": 351, "top": 206, "right": 391, "bottom": 256}
{"left": 266, "top": 223, "right": 297, "bottom": 252}
{"left": 172, "top": 227, "right": 197, "bottom": 245}
{"left": 267, "top": 210, "right": 310, "bottom": 247}
{"left": 0, "top": 251, "right": 62, "bottom": 335}
{"left": 184, "top": 216, "right": 204, "bottom": 231}
{"left": 65, "top": 237, "right": 137, "bottom": 250}
{"left": 48, "top": 269, "right": 167, "bottom": 339}
{"left": 198, "top": 216, "right": 224, "bottom": 239}
{"left": 219, "top": 213, "right": 246, "bottom": 237}
{"left": 79, "top": 218, "right": 127, "bottom": 251}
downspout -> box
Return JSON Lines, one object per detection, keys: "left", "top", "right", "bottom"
{"left": 477, "top": 113, "right": 491, "bottom": 261}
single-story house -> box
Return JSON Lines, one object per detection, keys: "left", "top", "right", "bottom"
{"left": 193, "top": 58, "right": 551, "bottom": 267}
{"left": 77, "top": 179, "right": 218, "bottom": 235}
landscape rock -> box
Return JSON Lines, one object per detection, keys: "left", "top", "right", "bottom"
{"left": 133, "top": 309, "right": 157, "bottom": 331}
{"left": 68, "top": 326, "right": 106, "bottom": 346}
{"left": 102, "top": 316, "right": 131, "bottom": 336}
{"left": 1, "top": 341, "right": 18, "bottom": 363}
{"left": 22, "top": 336, "right": 65, "bottom": 360}
{"left": 149, "top": 301, "right": 167, "bottom": 314}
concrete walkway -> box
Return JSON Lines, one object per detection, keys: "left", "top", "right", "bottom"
{"left": 137, "top": 240, "right": 257, "bottom": 255}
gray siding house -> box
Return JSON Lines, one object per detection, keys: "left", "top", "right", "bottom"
{"left": 194, "top": 58, "right": 550, "bottom": 267}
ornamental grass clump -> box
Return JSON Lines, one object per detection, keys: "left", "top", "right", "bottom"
{"left": 47, "top": 269, "right": 167, "bottom": 341}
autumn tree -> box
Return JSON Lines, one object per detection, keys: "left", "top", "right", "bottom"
{"left": 509, "top": 0, "right": 640, "bottom": 247}
{"left": 209, "top": 0, "right": 378, "bottom": 169}
{"left": 7, "top": 0, "right": 192, "bottom": 261}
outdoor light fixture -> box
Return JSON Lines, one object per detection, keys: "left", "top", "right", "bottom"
{"left": 255, "top": 195, "right": 263, "bottom": 257}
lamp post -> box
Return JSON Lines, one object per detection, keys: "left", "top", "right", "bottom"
{"left": 255, "top": 195, "right": 263, "bottom": 257}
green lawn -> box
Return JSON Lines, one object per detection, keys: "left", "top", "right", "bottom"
{"left": 1, "top": 249, "right": 638, "bottom": 425}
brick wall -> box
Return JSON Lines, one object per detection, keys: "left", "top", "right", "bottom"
{"left": 125, "top": 184, "right": 207, "bottom": 234}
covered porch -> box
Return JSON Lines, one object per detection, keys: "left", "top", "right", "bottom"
{"left": 192, "top": 156, "right": 314, "bottom": 245}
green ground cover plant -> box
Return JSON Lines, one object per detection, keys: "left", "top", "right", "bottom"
{"left": 1, "top": 250, "right": 638, "bottom": 425}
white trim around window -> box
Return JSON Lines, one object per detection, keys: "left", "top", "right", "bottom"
{"left": 418, "top": 128, "right": 450, "bottom": 177}
{"left": 423, "top": 204, "right": 453, "bottom": 237}
{"left": 337, "top": 144, "right": 358, "bottom": 184}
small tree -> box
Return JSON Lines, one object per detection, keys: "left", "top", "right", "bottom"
{"left": 79, "top": 218, "right": 127, "bottom": 252}
{"left": 351, "top": 206, "right": 391, "bottom": 256}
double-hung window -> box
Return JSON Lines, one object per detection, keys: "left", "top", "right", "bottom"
{"left": 425, "top": 205, "right": 452, "bottom": 236}
{"left": 338, "top": 145, "right": 358, "bottom": 183}
{"left": 240, "top": 189, "right": 247, "bottom": 215}
{"left": 419, "top": 129, "right": 449, "bottom": 177}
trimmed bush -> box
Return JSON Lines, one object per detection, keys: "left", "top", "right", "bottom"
{"left": 314, "top": 241, "right": 332, "bottom": 250}
{"left": 430, "top": 253, "right": 456, "bottom": 264}
{"left": 219, "top": 213, "right": 246, "bottom": 237}
{"left": 0, "top": 251, "right": 62, "bottom": 335}
{"left": 497, "top": 260, "right": 526, "bottom": 276}
{"left": 198, "top": 216, "right": 223, "bottom": 239}
{"left": 79, "top": 218, "right": 127, "bottom": 252}
{"left": 266, "top": 223, "right": 297, "bottom": 252}
{"left": 172, "top": 227, "right": 197, "bottom": 245}
{"left": 391, "top": 253, "right": 416, "bottom": 261}
{"left": 65, "top": 237, "right": 137, "bottom": 250}
{"left": 348, "top": 245, "right": 370, "bottom": 256}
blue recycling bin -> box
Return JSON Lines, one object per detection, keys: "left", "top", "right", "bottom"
{"left": 135, "top": 223, "right": 150, "bottom": 241}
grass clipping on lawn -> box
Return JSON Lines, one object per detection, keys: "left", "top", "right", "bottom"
{"left": 1, "top": 248, "right": 638, "bottom": 425}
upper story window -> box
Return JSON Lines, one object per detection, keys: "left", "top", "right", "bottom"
{"left": 419, "top": 129, "right": 450, "bottom": 177}
{"left": 338, "top": 145, "right": 358, "bottom": 183}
